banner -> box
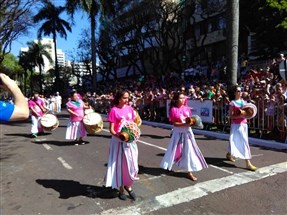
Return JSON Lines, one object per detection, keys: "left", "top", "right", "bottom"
{"left": 166, "top": 99, "right": 213, "bottom": 123}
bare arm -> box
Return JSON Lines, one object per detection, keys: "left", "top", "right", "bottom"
{"left": 0, "top": 73, "right": 29, "bottom": 121}
{"left": 66, "top": 107, "right": 79, "bottom": 117}
{"left": 109, "top": 122, "right": 120, "bottom": 138}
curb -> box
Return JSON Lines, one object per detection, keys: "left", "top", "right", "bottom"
{"left": 142, "top": 120, "right": 287, "bottom": 150}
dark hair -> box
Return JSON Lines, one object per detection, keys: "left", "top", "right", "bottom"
{"left": 111, "top": 89, "right": 129, "bottom": 106}
{"left": 169, "top": 92, "right": 183, "bottom": 110}
{"left": 228, "top": 85, "right": 240, "bottom": 100}
{"left": 70, "top": 91, "right": 77, "bottom": 97}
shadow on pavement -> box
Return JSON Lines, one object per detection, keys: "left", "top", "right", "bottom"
{"left": 5, "top": 133, "right": 51, "bottom": 138}
{"left": 204, "top": 157, "right": 237, "bottom": 167}
{"left": 138, "top": 165, "right": 168, "bottom": 176}
{"left": 196, "top": 136, "right": 217, "bottom": 140}
{"left": 36, "top": 179, "right": 118, "bottom": 199}
{"left": 140, "top": 134, "right": 167, "bottom": 139}
{"left": 32, "top": 140, "right": 90, "bottom": 146}
{"left": 87, "top": 133, "right": 110, "bottom": 138}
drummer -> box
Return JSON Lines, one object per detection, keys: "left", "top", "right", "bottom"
{"left": 226, "top": 85, "right": 257, "bottom": 171}
{"left": 28, "top": 92, "right": 48, "bottom": 138}
{"left": 65, "top": 91, "right": 88, "bottom": 144}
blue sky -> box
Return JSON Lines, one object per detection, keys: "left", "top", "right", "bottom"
{"left": 10, "top": 1, "right": 90, "bottom": 60}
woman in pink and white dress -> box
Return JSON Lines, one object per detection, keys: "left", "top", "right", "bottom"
{"left": 226, "top": 86, "right": 257, "bottom": 171}
{"left": 65, "top": 91, "right": 86, "bottom": 144}
{"left": 160, "top": 92, "right": 208, "bottom": 181}
{"left": 104, "top": 89, "right": 139, "bottom": 201}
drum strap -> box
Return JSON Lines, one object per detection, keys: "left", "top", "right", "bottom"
{"left": 34, "top": 100, "right": 47, "bottom": 113}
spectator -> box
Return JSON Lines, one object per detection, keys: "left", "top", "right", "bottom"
{"left": 55, "top": 92, "right": 62, "bottom": 113}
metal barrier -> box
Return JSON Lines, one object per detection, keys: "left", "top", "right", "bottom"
{"left": 93, "top": 96, "right": 287, "bottom": 143}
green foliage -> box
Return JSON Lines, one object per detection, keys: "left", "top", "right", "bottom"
{"left": 1, "top": 54, "right": 23, "bottom": 76}
{"left": 265, "top": 0, "right": 287, "bottom": 29}
{"left": 240, "top": 0, "right": 287, "bottom": 57}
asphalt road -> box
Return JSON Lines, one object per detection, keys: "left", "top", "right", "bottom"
{"left": 1, "top": 112, "right": 286, "bottom": 215}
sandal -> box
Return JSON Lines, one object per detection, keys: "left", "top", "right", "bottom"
{"left": 246, "top": 164, "right": 257, "bottom": 171}
{"left": 187, "top": 173, "right": 197, "bottom": 181}
{"left": 226, "top": 153, "right": 235, "bottom": 162}
{"left": 118, "top": 192, "right": 127, "bottom": 200}
{"left": 124, "top": 186, "right": 136, "bottom": 200}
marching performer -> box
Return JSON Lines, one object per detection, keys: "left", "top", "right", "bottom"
{"left": 65, "top": 91, "right": 87, "bottom": 144}
{"left": 104, "top": 89, "right": 139, "bottom": 201}
{"left": 28, "top": 92, "right": 47, "bottom": 138}
{"left": 226, "top": 85, "right": 257, "bottom": 171}
{"left": 160, "top": 92, "right": 208, "bottom": 181}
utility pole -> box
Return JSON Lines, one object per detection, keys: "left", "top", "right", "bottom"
{"left": 226, "top": 0, "right": 239, "bottom": 88}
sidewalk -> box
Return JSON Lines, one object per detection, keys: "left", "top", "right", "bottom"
{"left": 142, "top": 120, "right": 287, "bottom": 150}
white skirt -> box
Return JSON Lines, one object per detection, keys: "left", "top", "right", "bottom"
{"left": 229, "top": 123, "right": 252, "bottom": 159}
{"left": 65, "top": 120, "right": 86, "bottom": 140}
{"left": 105, "top": 136, "right": 139, "bottom": 189}
{"left": 160, "top": 126, "right": 208, "bottom": 172}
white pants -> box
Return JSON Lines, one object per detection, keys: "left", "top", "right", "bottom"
{"left": 56, "top": 102, "right": 61, "bottom": 112}
{"left": 31, "top": 115, "right": 43, "bottom": 134}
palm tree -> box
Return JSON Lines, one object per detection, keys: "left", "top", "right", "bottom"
{"left": 26, "top": 41, "right": 53, "bottom": 94}
{"left": 65, "top": 0, "right": 115, "bottom": 89}
{"left": 33, "top": 0, "right": 72, "bottom": 91}
{"left": 19, "top": 51, "right": 35, "bottom": 96}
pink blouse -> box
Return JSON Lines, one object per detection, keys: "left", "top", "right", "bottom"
{"left": 28, "top": 99, "right": 45, "bottom": 117}
{"left": 66, "top": 100, "right": 84, "bottom": 122}
{"left": 169, "top": 106, "right": 192, "bottom": 123}
{"left": 230, "top": 99, "right": 247, "bottom": 124}
{"left": 108, "top": 105, "right": 135, "bottom": 133}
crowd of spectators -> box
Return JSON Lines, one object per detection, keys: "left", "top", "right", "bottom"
{"left": 82, "top": 53, "right": 287, "bottom": 142}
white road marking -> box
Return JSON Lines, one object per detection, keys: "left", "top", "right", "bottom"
{"left": 140, "top": 175, "right": 165, "bottom": 181}
{"left": 35, "top": 138, "right": 47, "bottom": 142}
{"left": 42, "top": 143, "right": 53, "bottom": 151}
{"left": 209, "top": 164, "right": 234, "bottom": 174}
{"left": 100, "top": 162, "right": 287, "bottom": 215}
{"left": 137, "top": 139, "right": 167, "bottom": 151}
{"left": 57, "top": 157, "right": 73, "bottom": 170}
{"left": 252, "top": 154, "right": 264, "bottom": 158}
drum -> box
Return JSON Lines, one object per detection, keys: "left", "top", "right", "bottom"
{"left": 40, "top": 113, "right": 59, "bottom": 131}
{"left": 134, "top": 109, "right": 142, "bottom": 126}
{"left": 186, "top": 115, "right": 204, "bottom": 129}
{"left": 83, "top": 112, "right": 103, "bottom": 134}
{"left": 237, "top": 103, "right": 257, "bottom": 119}
{"left": 118, "top": 120, "right": 141, "bottom": 143}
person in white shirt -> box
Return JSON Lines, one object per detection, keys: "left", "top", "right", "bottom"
{"left": 49, "top": 95, "right": 56, "bottom": 114}
{"left": 55, "top": 92, "right": 62, "bottom": 113}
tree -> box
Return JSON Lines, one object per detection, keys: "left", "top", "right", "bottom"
{"left": 65, "top": 0, "right": 115, "bottom": 89}
{"left": 26, "top": 40, "right": 53, "bottom": 94}
{"left": 226, "top": 0, "right": 239, "bottom": 87}
{"left": 19, "top": 51, "right": 35, "bottom": 95}
{"left": 265, "top": 0, "right": 287, "bottom": 29}
{"left": 0, "top": 0, "right": 36, "bottom": 63}
{"left": 33, "top": 0, "right": 72, "bottom": 92}
{"left": 239, "top": 0, "right": 287, "bottom": 58}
